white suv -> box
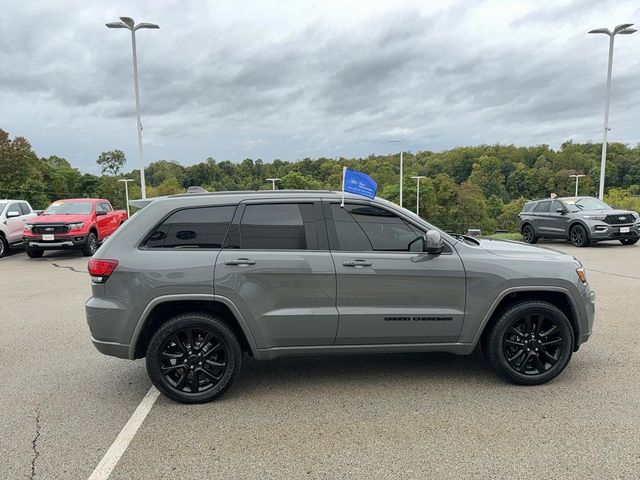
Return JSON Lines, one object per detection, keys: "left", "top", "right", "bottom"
{"left": 0, "top": 200, "right": 37, "bottom": 257}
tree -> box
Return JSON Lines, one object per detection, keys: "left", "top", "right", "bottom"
{"left": 97, "top": 149, "right": 126, "bottom": 176}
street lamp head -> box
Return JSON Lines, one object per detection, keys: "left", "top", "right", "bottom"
{"left": 613, "top": 23, "right": 634, "bottom": 33}
{"left": 119, "top": 17, "right": 135, "bottom": 28}
{"left": 136, "top": 22, "right": 160, "bottom": 30}
{"left": 106, "top": 21, "right": 129, "bottom": 29}
{"left": 588, "top": 28, "right": 611, "bottom": 35}
{"left": 618, "top": 27, "right": 637, "bottom": 35}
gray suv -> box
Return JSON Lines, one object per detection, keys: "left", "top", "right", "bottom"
{"left": 86, "top": 191, "right": 595, "bottom": 403}
{"left": 518, "top": 196, "right": 640, "bottom": 247}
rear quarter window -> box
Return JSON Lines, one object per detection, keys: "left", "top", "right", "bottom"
{"left": 145, "top": 205, "right": 236, "bottom": 249}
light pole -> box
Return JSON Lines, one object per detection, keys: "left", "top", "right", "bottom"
{"left": 387, "top": 140, "right": 404, "bottom": 207}
{"left": 106, "top": 17, "right": 159, "bottom": 199}
{"left": 411, "top": 175, "right": 426, "bottom": 216}
{"left": 265, "top": 178, "right": 281, "bottom": 190}
{"left": 569, "top": 174, "right": 586, "bottom": 196}
{"left": 588, "top": 23, "right": 637, "bottom": 200}
{"left": 118, "top": 179, "right": 134, "bottom": 217}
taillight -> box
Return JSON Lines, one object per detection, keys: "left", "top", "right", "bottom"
{"left": 88, "top": 258, "right": 119, "bottom": 283}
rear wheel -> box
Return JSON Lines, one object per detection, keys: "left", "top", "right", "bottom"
{"left": 0, "top": 235, "right": 7, "bottom": 258}
{"left": 26, "top": 246, "right": 44, "bottom": 258}
{"left": 522, "top": 224, "right": 538, "bottom": 244}
{"left": 486, "top": 301, "right": 574, "bottom": 385}
{"left": 570, "top": 224, "right": 590, "bottom": 247}
{"left": 620, "top": 238, "right": 639, "bottom": 245}
{"left": 146, "top": 312, "right": 242, "bottom": 404}
{"left": 81, "top": 232, "right": 98, "bottom": 256}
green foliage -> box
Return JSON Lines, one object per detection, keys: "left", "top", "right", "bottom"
{"left": 3, "top": 127, "right": 640, "bottom": 231}
{"left": 96, "top": 149, "right": 126, "bottom": 176}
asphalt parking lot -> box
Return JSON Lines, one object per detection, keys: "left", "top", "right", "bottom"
{"left": 1, "top": 241, "right": 639, "bottom": 479}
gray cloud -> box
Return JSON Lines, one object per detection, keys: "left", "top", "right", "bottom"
{"left": 1, "top": 0, "right": 639, "bottom": 171}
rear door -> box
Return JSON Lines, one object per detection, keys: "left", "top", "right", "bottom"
{"left": 5, "top": 202, "right": 25, "bottom": 243}
{"left": 214, "top": 200, "right": 338, "bottom": 348}
{"left": 325, "top": 201, "right": 466, "bottom": 345}
{"left": 532, "top": 200, "right": 551, "bottom": 234}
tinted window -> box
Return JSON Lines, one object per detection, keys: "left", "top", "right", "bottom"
{"left": 551, "top": 200, "right": 563, "bottom": 213}
{"left": 7, "top": 203, "right": 21, "bottom": 215}
{"left": 101, "top": 202, "right": 112, "bottom": 212}
{"left": 238, "top": 203, "right": 317, "bottom": 250}
{"left": 522, "top": 202, "right": 535, "bottom": 212}
{"left": 331, "top": 204, "right": 372, "bottom": 251}
{"left": 332, "top": 204, "right": 422, "bottom": 251}
{"left": 534, "top": 201, "right": 551, "bottom": 213}
{"left": 146, "top": 206, "right": 235, "bottom": 249}
{"left": 18, "top": 203, "right": 31, "bottom": 215}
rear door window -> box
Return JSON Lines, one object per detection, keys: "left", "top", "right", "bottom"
{"left": 18, "top": 203, "right": 31, "bottom": 215}
{"left": 534, "top": 201, "right": 551, "bottom": 213}
{"left": 145, "top": 205, "right": 236, "bottom": 249}
{"left": 235, "top": 203, "right": 318, "bottom": 250}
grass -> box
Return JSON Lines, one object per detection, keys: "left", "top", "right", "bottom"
{"left": 485, "top": 232, "right": 523, "bottom": 241}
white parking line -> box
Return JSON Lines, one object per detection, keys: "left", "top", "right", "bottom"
{"left": 88, "top": 387, "right": 160, "bottom": 480}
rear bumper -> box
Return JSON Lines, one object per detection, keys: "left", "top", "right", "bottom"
{"left": 90, "top": 336, "right": 130, "bottom": 359}
{"left": 24, "top": 235, "right": 87, "bottom": 249}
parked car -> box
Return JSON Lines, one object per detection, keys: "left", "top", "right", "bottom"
{"left": 23, "top": 198, "right": 127, "bottom": 258}
{"left": 518, "top": 196, "right": 640, "bottom": 247}
{"left": 0, "top": 200, "right": 37, "bottom": 258}
{"left": 86, "top": 190, "right": 595, "bottom": 404}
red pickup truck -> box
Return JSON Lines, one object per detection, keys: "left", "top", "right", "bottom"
{"left": 23, "top": 198, "right": 127, "bottom": 258}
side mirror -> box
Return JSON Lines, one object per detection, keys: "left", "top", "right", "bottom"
{"left": 556, "top": 208, "right": 565, "bottom": 214}
{"left": 6, "top": 211, "right": 20, "bottom": 218}
{"left": 96, "top": 210, "right": 107, "bottom": 216}
{"left": 425, "top": 230, "right": 443, "bottom": 255}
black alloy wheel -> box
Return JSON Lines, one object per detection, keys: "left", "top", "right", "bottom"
{"left": 570, "top": 224, "right": 590, "bottom": 247}
{"left": 522, "top": 225, "right": 538, "bottom": 244}
{"left": 82, "top": 232, "right": 98, "bottom": 256}
{"left": 147, "top": 313, "right": 241, "bottom": 403}
{"left": 486, "top": 301, "right": 574, "bottom": 385}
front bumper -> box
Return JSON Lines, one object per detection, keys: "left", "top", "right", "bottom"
{"left": 24, "top": 234, "right": 87, "bottom": 249}
{"left": 588, "top": 223, "right": 640, "bottom": 241}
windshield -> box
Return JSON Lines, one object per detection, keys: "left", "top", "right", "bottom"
{"left": 563, "top": 197, "right": 612, "bottom": 212}
{"left": 43, "top": 201, "right": 92, "bottom": 215}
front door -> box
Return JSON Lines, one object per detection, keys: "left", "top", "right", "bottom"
{"left": 325, "top": 201, "right": 466, "bottom": 345}
{"left": 215, "top": 201, "right": 338, "bottom": 349}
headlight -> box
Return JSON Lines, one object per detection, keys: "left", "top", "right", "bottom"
{"left": 583, "top": 215, "right": 607, "bottom": 221}
{"left": 24, "top": 224, "right": 33, "bottom": 230}
{"left": 67, "top": 222, "right": 84, "bottom": 230}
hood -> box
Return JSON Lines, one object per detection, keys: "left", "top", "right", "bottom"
{"left": 573, "top": 208, "right": 636, "bottom": 217}
{"left": 477, "top": 238, "right": 575, "bottom": 261}
{"left": 28, "top": 214, "right": 90, "bottom": 224}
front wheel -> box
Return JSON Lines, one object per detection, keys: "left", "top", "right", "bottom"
{"left": 486, "top": 301, "right": 574, "bottom": 385}
{"left": 620, "top": 238, "right": 639, "bottom": 245}
{"left": 146, "top": 312, "right": 242, "bottom": 404}
{"left": 0, "top": 235, "right": 7, "bottom": 258}
{"left": 522, "top": 225, "right": 538, "bottom": 244}
{"left": 570, "top": 224, "right": 590, "bottom": 247}
{"left": 81, "top": 232, "right": 98, "bottom": 256}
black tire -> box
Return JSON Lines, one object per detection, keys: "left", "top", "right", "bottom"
{"left": 146, "top": 312, "right": 242, "bottom": 404}
{"left": 570, "top": 224, "right": 590, "bottom": 247}
{"left": 486, "top": 301, "right": 574, "bottom": 385}
{"left": 620, "top": 238, "right": 639, "bottom": 245}
{"left": 26, "top": 246, "right": 44, "bottom": 258}
{"left": 0, "top": 235, "right": 7, "bottom": 258}
{"left": 521, "top": 224, "right": 538, "bottom": 244}
{"left": 81, "top": 232, "right": 98, "bottom": 256}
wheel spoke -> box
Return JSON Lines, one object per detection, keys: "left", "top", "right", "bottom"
{"left": 523, "top": 315, "right": 532, "bottom": 335}
{"left": 534, "top": 316, "right": 543, "bottom": 334}
{"left": 199, "top": 367, "right": 223, "bottom": 381}
{"left": 541, "top": 338, "right": 562, "bottom": 347}
{"left": 205, "top": 359, "right": 226, "bottom": 368}
{"left": 506, "top": 348, "right": 525, "bottom": 364}
{"left": 534, "top": 355, "right": 546, "bottom": 373}
{"left": 540, "top": 325, "right": 558, "bottom": 337}
{"left": 161, "top": 351, "right": 184, "bottom": 359}
{"left": 511, "top": 326, "right": 526, "bottom": 338}
{"left": 186, "top": 329, "right": 195, "bottom": 350}
{"left": 541, "top": 350, "right": 558, "bottom": 365}
{"left": 517, "top": 352, "right": 532, "bottom": 372}
{"left": 190, "top": 370, "right": 199, "bottom": 392}
{"left": 504, "top": 339, "right": 524, "bottom": 347}
{"left": 201, "top": 342, "right": 223, "bottom": 359}
{"left": 199, "top": 332, "right": 213, "bottom": 350}
{"left": 171, "top": 335, "right": 188, "bottom": 355}
{"left": 175, "top": 370, "right": 188, "bottom": 389}
{"left": 161, "top": 363, "right": 185, "bottom": 373}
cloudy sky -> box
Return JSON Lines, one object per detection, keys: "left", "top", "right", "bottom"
{"left": 1, "top": 0, "right": 639, "bottom": 174}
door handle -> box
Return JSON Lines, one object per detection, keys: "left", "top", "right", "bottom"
{"left": 342, "top": 259, "right": 372, "bottom": 268}
{"left": 225, "top": 258, "right": 256, "bottom": 266}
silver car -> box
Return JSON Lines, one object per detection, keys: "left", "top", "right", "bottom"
{"left": 86, "top": 191, "right": 595, "bottom": 403}
{"left": 518, "top": 196, "right": 640, "bottom": 247}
